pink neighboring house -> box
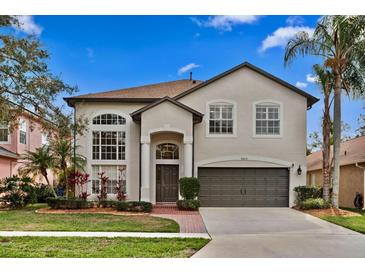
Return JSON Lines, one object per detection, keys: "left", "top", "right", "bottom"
{"left": 0, "top": 112, "right": 55, "bottom": 184}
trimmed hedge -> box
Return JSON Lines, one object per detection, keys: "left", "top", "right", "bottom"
{"left": 46, "top": 197, "right": 90, "bottom": 209}
{"left": 176, "top": 199, "right": 200, "bottom": 211}
{"left": 179, "top": 177, "right": 200, "bottom": 200}
{"left": 299, "top": 198, "right": 331, "bottom": 210}
{"left": 293, "top": 186, "right": 323, "bottom": 204}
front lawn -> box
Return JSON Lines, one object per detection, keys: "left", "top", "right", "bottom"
{"left": 321, "top": 207, "right": 365, "bottom": 234}
{"left": 0, "top": 204, "right": 179, "bottom": 232}
{"left": 0, "top": 236, "right": 209, "bottom": 258}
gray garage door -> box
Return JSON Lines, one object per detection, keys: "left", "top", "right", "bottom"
{"left": 198, "top": 167, "right": 289, "bottom": 207}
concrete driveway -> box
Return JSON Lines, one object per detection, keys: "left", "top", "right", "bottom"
{"left": 193, "top": 208, "right": 365, "bottom": 258}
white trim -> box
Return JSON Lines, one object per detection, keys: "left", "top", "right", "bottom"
{"left": 252, "top": 99, "right": 283, "bottom": 139}
{"left": 194, "top": 154, "right": 292, "bottom": 176}
{"left": 205, "top": 99, "right": 237, "bottom": 138}
{"left": 148, "top": 126, "right": 186, "bottom": 136}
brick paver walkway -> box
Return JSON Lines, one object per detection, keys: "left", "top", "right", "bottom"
{"left": 151, "top": 204, "right": 207, "bottom": 233}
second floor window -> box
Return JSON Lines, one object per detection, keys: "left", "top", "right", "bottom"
{"left": 0, "top": 122, "right": 9, "bottom": 143}
{"left": 209, "top": 103, "right": 234, "bottom": 134}
{"left": 19, "top": 119, "right": 27, "bottom": 144}
{"left": 92, "top": 131, "right": 126, "bottom": 160}
{"left": 255, "top": 104, "right": 280, "bottom": 135}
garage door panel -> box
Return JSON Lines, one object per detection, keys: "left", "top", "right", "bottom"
{"left": 198, "top": 167, "right": 289, "bottom": 207}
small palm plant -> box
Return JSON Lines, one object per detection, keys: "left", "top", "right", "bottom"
{"left": 19, "top": 145, "right": 57, "bottom": 197}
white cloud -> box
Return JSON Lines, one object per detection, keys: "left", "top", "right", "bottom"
{"left": 286, "top": 16, "right": 305, "bottom": 26}
{"left": 295, "top": 81, "right": 308, "bottom": 88}
{"left": 306, "top": 73, "right": 318, "bottom": 83}
{"left": 178, "top": 63, "right": 200, "bottom": 75}
{"left": 259, "top": 26, "right": 314, "bottom": 52}
{"left": 191, "top": 16, "right": 260, "bottom": 32}
{"left": 86, "top": 47, "right": 95, "bottom": 63}
{"left": 13, "top": 16, "right": 43, "bottom": 36}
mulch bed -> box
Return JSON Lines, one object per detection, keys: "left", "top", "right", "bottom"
{"left": 296, "top": 207, "right": 361, "bottom": 218}
{"left": 36, "top": 207, "right": 147, "bottom": 216}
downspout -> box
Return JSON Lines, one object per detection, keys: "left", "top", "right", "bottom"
{"left": 355, "top": 162, "right": 365, "bottom": 209}
{"left": 73, "top": 106, "right": 76, "bottom": 174}
{"left": 138, "top": 122, "right": 142, "bottom": 201}
{"left": 192, "top": 122, "right": 195, "bottom": 177}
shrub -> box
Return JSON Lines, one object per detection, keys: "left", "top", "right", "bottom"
{"left": 299, "top": 198, "right": 331, "bottom": 210}
{"left": 115, "top": 201, "right": 129, "bottom": 211}
{"left": 0, "top": 176, "right": 36, "bottom": 208}
{"left": 46, "top": 197, "right": 90, "bottom": 209}
{"left": 97, "top": 172, "right": 108, "bottom": 201}
{"left": 179, "top": 177, "right": 200, "bottom": 200}
{"left": 98, "top": 200, "right": 117, "bottom": 208}
{"left": 115, "top": 201, "right": 153, "bottom": 213}
{"left": 67, "top": 171, "right": 90, "bottom": 200}
{"left": 33, "top": 184, "right": 54, "bottom": 203}
{"left": 176, "top": 199, "right": 200, "bottom": 211}
{"left": 293, "top": 186, "right": 323, "bottom": 205}
{"left": 115, "top": 183, "right": 126, "bottom": 201}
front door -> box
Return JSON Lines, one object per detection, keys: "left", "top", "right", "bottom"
{"left": 156, "top": 164, "right": 179, "bottom": 202}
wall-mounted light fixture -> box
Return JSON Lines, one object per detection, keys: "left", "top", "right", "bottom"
{"left": 297, "top": 165, "right": 302, "bottom": 175}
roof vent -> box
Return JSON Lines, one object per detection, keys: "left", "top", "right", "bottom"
{"left": 189, "top": 72, "right": 192, "bottom": 81}
{"left": 344, "top": 150, "right": 347, "bottom": 156}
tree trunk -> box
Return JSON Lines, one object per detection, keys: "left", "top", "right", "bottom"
{"left": 43, "top": 170, "right": 57, "bottom": 198}
{"left": 322, "top": 85, "right": 331, "bottom": 202}
{"left": 332, "top": 72, "right": 342, "bottom": 207}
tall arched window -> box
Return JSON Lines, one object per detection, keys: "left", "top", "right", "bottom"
{"left": 156, "top": 143, "right": 179, "bottom": 160}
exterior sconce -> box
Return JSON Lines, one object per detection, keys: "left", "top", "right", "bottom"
{"left": 297, "top": 165, "right": 302, "bottom": 175}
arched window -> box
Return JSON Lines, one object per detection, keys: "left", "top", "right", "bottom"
{"left": 93, "top": 114, "right": 125, "bottom": 125}
{"left": 156, "top": 143, "right": 179, "bottom": 160}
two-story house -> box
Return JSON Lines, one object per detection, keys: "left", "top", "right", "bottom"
{"left": 0, "top": 108, "right": 52, "bottom": 182}
{"left": 64, "top": 62, "right": 318, "bottom": 207}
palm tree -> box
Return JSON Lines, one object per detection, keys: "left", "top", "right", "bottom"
{"left": 313, "top": 64, "right": 333, "bottom": 202}
{"left": 284, "top": 16, "right": 365, "bottom": 207}
{"left": 19, "top": 145, "right": 57, "bottom": 197}
{"left": 51, "top": 139, "right": 86, "bottom": 198}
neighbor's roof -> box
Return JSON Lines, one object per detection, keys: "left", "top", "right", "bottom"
{"left": 64, "top": 62, "right": 319, "bottom": 108}
{"left": 64, "top": 79, "right": 202, "bottom": 106}
{"left": 307, "top": 135, "right": 365, "bottom": 171}
{"left": 0, "top": 146, "right": 19, "bottom": 159}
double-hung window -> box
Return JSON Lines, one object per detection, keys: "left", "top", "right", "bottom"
{"left": 19, "top": 119, "right": 27, "bottom": 144}
{"left": 255, "top": 103, "right": 281, "bottom": 136}
{"left": 0, "top": 122, "right": 9, "bottom": 143}
{"left": 208, "top": 103, "right": 234, "bottom": 135}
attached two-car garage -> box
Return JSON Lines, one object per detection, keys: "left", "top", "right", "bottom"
{"left": 198, "top": 167, "right": 289, "bottom": 207}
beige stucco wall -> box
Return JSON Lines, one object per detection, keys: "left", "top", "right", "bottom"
{"left": 75, "top": 101, "right": 146, "bottom": 201}
{"left": 307, "top": 164, "right": 365, "bottom": 208}
{"left": 141, "top": 101, "right": 193, "bottom": 139}
{"left": 178, "top": 66, "right": 308, "bottom": 206}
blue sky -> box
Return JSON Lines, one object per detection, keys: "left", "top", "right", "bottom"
{"left": 16, "top": 15, "right": 364, "bottom": 137}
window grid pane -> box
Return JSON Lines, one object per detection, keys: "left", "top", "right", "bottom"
{"left": 92, "top": 114, "right": 126, "bottom": 125}
{"left": 255, "top": 105, "right": 280, "bottom": 135}
{"left": 91, "top": 165, "right": 127, "bottom": 194}
{"left": 0, "top": 128, "right": 9, "bottom": 142}
{"left": 156, "top": 143, "right": 179, "bottom": 159}
{"left": 92, "top": 131, "right": 125, "bottom": 160}
{"left": 209, "top": 104, "right": 233, "bottom": 134}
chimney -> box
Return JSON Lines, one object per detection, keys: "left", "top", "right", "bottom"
{"left": 189, "top": 72, "right": 192, "bottom": 81}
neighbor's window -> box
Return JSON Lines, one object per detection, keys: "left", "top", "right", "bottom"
{"left": 91, "top": 165, "right": 126, "bottom": 194}
{"left": 156, "top": 143, "right": 179, "bottom": 160}
{"left": 255, "top": 104, "right": 280, "bottom": 135}
{"left": 19, "top": 119, "right": 27, "bottom": 144}
{"left": 41, "top": 133, "right": 49, "bottom": 145}
{"left": 0, "top": 122, "right": 9, "bottom": 143}
{"left": 209, "top": 103, "right": 234, "bottom": 134}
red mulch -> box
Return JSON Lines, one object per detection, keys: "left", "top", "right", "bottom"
{"left": 296, "top": 207, "right": 361, "bottom": 218}
{"left": 36, "top": 207, "right": 146, "bottom": 216}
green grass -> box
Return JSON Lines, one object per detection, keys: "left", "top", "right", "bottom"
{"left": 0, "top": 204, "right": 179, "bottom": 233}
{"left": 0, "top": 236, "right": 209, "bottom": 258}
{"left": 321, "top": 207, "right": 365, "bottom": 234}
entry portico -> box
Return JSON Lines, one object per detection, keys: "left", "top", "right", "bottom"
{"left": 131, "top": 97, "right": 203, "bottom": 203}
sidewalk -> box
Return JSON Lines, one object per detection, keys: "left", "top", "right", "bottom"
{"left": 0, "top": 231, "right": 210, "bottom": 239}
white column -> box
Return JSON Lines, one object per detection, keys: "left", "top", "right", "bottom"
{"left": 141, "top": 137, "right": 151, "bottom": 202}
{"left": 184, "top": 137, "right": 193, "bottom": 177}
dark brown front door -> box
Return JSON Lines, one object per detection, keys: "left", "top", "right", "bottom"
{"left": 156, "top": 164, "right": 179, "bottom": 202}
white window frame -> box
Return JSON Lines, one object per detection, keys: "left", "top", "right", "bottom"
{"left": 19, "top": 119, "right": 27, "bottom": 145}
{"left": 206, "top": 99, "right": 237, "bottom": 138}
{"left": 253, "top": 100, "right": 283, "bottom": 139}
{"left": 91, "top": 165, "right": 126, "bottom": 195}
{"left": 0, "top": 122, "right": 10, "bottom": 144}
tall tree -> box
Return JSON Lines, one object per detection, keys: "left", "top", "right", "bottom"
{"left": 356, "top": 104, "right": 365, "bottom": 137}
{"left": 284, "top": 16, "right": 365, "bottom": 207}
{"left": 0, "top": 15, "right": 77, "bottom": 130}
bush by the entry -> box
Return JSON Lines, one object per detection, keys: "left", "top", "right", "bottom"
{"left": 115, "top": 201, "right": 153, "bottom": 213}
{"left": 299, "top": 198, "right": 331, "bottom": 210}
{"left": 176, "top": 199, "right": 200, "bottom": 211}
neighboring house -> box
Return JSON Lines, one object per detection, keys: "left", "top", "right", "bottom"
{"left": 307, "top": 136, "right": 365, "bottom": 208}
{"left": 65, "top": 62, "right": 318, "bottom": 207}
{"left": 0, "top": 108, "right": 52, "bottom": 182}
